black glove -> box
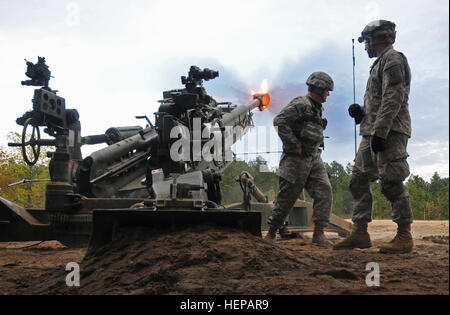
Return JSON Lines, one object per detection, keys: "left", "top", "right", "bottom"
{"left": 321, "top": 117, "right": 328, "bottom": 130}
{"left": 348, "top": 104, "right": 364, "bottom": 124}
{"left": 371, "top": 135, "right": 387, "bottom": 153}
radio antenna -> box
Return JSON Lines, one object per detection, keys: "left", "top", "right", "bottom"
{"left": 352, "top": 39, "right": 357, "bottom": 157}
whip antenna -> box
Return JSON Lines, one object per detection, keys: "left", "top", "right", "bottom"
{"left": 352, "top": 39, "right": 357, "bottom": 157}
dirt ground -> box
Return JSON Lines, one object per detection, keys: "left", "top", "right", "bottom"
{"left": 0, "top": 220, "right": 448, "bottom": 295}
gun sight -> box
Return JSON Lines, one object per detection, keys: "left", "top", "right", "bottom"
{"left": 181, "top": 65, "right": 219, "bottom": 86}
{"left": 21, "top": 56, "right": 51, "bottom": 88}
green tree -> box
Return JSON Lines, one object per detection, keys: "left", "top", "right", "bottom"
{"left": 325, "top": 161, "right": 353, "bottom": 218}
{"left": 426, "top": 172, "right": 449, "bottom": 220}
{"left": 0, "top": 133, "right": 51, "bottom": 208}
{"left": 406, "top": 174, "right": 430, "bottom": 220}
{"left": 371, "top": 181, "right": 391, "bottom": 219}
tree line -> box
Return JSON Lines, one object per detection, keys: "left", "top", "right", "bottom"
{"left": 220, "top": 157, "right": 448, "bottom": 221}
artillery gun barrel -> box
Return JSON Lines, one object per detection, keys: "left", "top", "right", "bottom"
{"left": 82, "top": 126, "right": 144, "bottom": 145}
{"left": 220, "top": 94, "right": 270, "bottom": 127}
{"left": 82, "top": 126, "right": 157, "bottom": 170}
{"left": 81, "top": 134, "right": 109, "bottom": 145}
{"left": 78, "top": 126, "right": 158, "bottom": 197}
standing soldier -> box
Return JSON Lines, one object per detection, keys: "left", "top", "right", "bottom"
{"left": 266, "top": 72, "right": 334, "bottom": 246}
{"left": 334, "top": 20, "right": 414, "bottom": 253}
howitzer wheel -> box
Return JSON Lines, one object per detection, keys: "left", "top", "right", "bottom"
{"left": 21, "top": 118, "right": 41, "bottom": 166}
{"left": 50, "top": 213, "right": 92, "bottom": 248}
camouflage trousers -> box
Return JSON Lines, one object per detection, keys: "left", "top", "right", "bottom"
{"left": 351, "top": 132, "right": 413, "bottom": 225}
{"left": 268, "top": 152, "right": 332, "bottom": 229}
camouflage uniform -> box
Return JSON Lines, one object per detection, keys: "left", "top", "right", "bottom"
{"left": 351, "top": 45, "right": 413, "bottom": 225}
{"left": 268, "top": 95, "right": 332, "bottom": 229}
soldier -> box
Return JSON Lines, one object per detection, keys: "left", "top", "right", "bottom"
{"left": 334, "top": 20, "right": 414, "bottom": 253}
{"left": 266, "top": 72, "right": 334, "bottom": 246}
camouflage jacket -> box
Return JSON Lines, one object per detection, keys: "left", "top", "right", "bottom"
{"left": 274, "top": 95, "right": 326, "bottom": 155}
{"left": 360, "top": 46, "right": 411, "bottom": 139}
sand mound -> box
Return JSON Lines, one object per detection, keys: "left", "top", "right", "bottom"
{"left": 38, "top": 225, "right": 316, "bottom": 294}
{"left": 4, "top": 221, "right": 448, "bottom": 295}
{"left": 422, "top": 235, "right": 449, "bottom": 245}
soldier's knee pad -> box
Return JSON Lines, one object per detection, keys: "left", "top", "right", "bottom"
{"left": 323, "top": 182, "right": 333, "bottom": 199}
{"left": 349, "top": 174, "right": 369, "bottom": 194}
{"left": 381, "top": 180, "right": 407, "bottom": 201}
{"left": 313, "top": 184, "right": 333, "bottom": 203}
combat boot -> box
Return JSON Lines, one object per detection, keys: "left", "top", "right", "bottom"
{"left": 333, "top": 221, "right": 372, "bottom": 250}
{"left": 379, "top": 224, "right": 413, "bottom": 253}
{"left": 264, "top": 227, "right": 277, "bottom": 242}
{"left": 312, "top": 225, "right": 332, "bottom": 246}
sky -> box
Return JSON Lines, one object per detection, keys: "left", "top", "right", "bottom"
{"left": 0, "top": 0, "right": 448, "bottom": 181}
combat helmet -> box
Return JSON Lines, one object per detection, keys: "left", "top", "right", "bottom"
{"left": 306, "top": 72, "right": 334, "bottom": 91}
{"left": 358, "top": 20, "right": 396, "bottom": 45}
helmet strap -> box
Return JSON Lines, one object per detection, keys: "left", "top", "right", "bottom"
{"left": 310, "top": 88, "right": 326, "bottom": 103}
{"left": 366, "top": 38, "right": 388, "bottom": 58}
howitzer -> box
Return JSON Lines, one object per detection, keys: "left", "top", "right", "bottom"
{"left": 0, "top": 60, "right": 273, "bottom": 249}
{"left": 1, "top": 60, "right": 352, "bottom": 250}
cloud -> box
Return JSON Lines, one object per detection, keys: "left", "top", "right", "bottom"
{"left": 407, "top": 141, "right": 450, "bottom": 180}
